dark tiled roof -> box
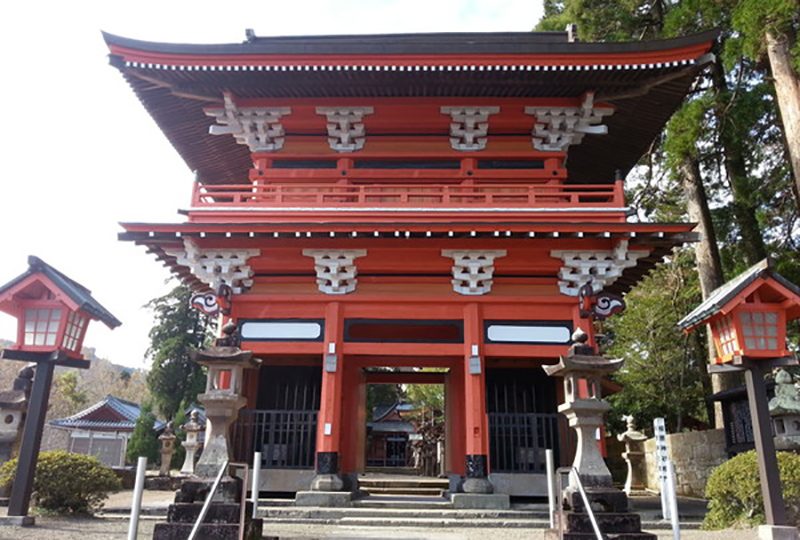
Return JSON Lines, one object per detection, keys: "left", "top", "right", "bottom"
{"left": 678, "top": 259, "right": 800, "bottom": 330}
{"left": 104, "top": 31, "right": 717, "bottom": 186}
{"left": 50, "top": 395, "right": 164, "bottom": 432}
{"left": 0, "top": 256, "right": 121, "bottom": 329}
{"left": 103, "top": 30, "right": 718, "bottom": 56}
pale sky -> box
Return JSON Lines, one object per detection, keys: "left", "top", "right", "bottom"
{"left": 0, "top": 1, "right": 546, "bottom": 369}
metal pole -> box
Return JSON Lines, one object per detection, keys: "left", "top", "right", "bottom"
{"left": 546, "top": 449, "right": 556, "bottom": 529}
{"left": 8, "top": 359, "right": 55, "bottom": 517}
{"left": 570, "top": 468, "right": 603, "bottom": 540}
{"left": 666, "top": 459, "right": 680, "bottom": 540}
{"left": 188, "top": 460, "right": 228, "bottom": 540}
{"left": 127, "top": 456, "right": 148, "bottom": 540}
{"left": 744, "top": 363, "right": 787, "bottom": 526}
{"left": 251, "top": 451, "right": 261, "bottom": 519}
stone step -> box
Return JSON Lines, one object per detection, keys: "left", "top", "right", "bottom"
{"left": 153, "top": 519, "right": 265, "bottom": 540}
{"left": 260, "top": 506, "right": 550, "bottom": 520}
{"left": 361, "top": 486, "right": 446, "bottom": 496}
{"left": 352, "top": 496, "right": 453, "bottom": 509}
{"left": 564, "top": 511, "right": 642, "bottom": 534}
{"left": 358, "top": 477, "right": 450, "bottom": 489}
{"left": 551, "top": 533, "right": 657, "bottom": 540}
{"left": 265, "top": 516, "right": 549, "bottom": 529}
{"left": 166, "top": 501, "right": 253, "bottom": 523}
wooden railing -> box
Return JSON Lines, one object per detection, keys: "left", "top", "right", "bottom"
{"left": 191, "top": 181, "right": 624, "bottom": 209}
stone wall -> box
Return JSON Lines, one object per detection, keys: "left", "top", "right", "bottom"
{"left": 642, "top": 428, "right": 727, "bottom": 497}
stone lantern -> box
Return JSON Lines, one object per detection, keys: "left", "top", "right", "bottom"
{"left": 769, "top": 369, "right": 800, "bottom": 451}
{"left": 180, "top": 410, "right": 203, "bottom": 475}
{"left": 158, "top": 421, "right": 177, "bottom": 477}
{"left": 0, "top": 365, "right": 33, "bottom": 466}
{"left": 192, "top": 334, "right": 259, "bottom": 478}
{"left": 543, "top": 329, "right": 655, "bottom": 540}
{"left": 616, "top": 415, "right": 647, "bottom": 495}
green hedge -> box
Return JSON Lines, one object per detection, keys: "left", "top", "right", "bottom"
{"left": 0, "top": 451, "right": 121, "bottom": 515}
{"left": 703, "top": 450, "right": 800, "bottom": 529}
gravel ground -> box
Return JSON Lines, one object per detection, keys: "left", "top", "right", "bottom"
{"left": 0, "top": 516, "right": 765, "bottom": 540}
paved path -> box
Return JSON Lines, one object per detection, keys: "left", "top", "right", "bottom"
{"left": 0, "top": 515, "right": 766, "bottom": 540}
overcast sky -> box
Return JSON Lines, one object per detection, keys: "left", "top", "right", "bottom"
{"left": 0, "top": 1, "right": 546, "bottom": 369}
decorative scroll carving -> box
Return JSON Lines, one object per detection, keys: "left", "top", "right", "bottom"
{"left": 551, "top": 241, "right": 648, "bottom": 296}
{"left": 190, "top": 292, "right": 220, "bottom": 316}
{"left": 315, "top": 107, "right": 374, "bottom": 152}
{"left": 442, "top": 250, "right": 506, "bottom": 295}
{"left": 206, "top": 93, "right": 291, "bottom": 152}
{"left": 165, "top": 240, "right": 259, "bottom": 294}
{"left": 525, "top": 92, "right": 613, "bottom": 152}
{"left": 303, "top": 249, "right": 367, "bottom": 295}
{"left": 441, "top": 106, "right": 500, "bottom": 151}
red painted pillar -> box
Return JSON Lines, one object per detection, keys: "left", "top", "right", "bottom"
{"left": 312, "top": 301, "right": 345, "bottom": 489}
{"left": 462, "top": 303, "right": 493, "bottom": 493}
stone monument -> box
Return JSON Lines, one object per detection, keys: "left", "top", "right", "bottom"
{"left": 769, "top": 369, "right": 800, "bottom": 451}
{"left": 158, "top": 421, "right": 177, "bottom": 477}
{"left": 180, "top": 410, "right": 203, "bottom": 475}
{"left": 617, "top": 415, "right": 648, "bottom": 495}
{"left": 543, "top": 329, "right": 655, "bottom": 539}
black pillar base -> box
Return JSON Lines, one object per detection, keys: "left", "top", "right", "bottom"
{"left": 463, "top": 454, "right": 493, "bottom": 494}
{"left": 310, "top": 451, "right": 344, "bottom": 492}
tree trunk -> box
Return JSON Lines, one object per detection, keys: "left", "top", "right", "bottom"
{"left": 711, "top": 60, "right": 768, "bottom": 265}
{"left": 680, "top": 157, "right": 723, "bottom": 298}
{"left": 766, "top": 30, "right": 800, "bottom": 205}
{"left": 679, "top": 156, "right": 729, "bottom": 427}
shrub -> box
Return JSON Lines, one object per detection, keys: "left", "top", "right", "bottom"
{"left": 0, "top": 451, "right": 121, "bottom": 515}
{"left": 703, "top": 450, "right": 800, "bottom": 529}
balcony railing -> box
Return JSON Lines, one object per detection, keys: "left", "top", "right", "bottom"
{"left": 191, "top": 181, "right": 624, "bottom": 210}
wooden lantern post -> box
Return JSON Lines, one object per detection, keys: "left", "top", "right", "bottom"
{"left": 679, "top": 259, "right": 800, "bottom": 540}
{"left": 0, "top": 256, "right": 120, "bottom": 524}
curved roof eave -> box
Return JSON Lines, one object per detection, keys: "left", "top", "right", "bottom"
{"left": 102, "top": 29, "right": 719, "bottom": 58}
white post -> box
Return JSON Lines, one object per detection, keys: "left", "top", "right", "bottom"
{"left": 546, "top": 449, "right": 557, "bottom": 529}
{"left": 127, "top": 456, "right": 147, "bottom": 540}
{"left": 653, "top": 417, "right": 670, "bottom": 520}
{"left": 666, "top": 460, "right": 681, "bottom": 540}
{"left": 251, "top": 451, "right": 261, "bottom": 519}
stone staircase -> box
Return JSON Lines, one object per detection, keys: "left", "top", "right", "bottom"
{"left": 357, "top": 475, "right": 450, "bottom": 497}
{"left": 258, "top": 497, "right": 551, "bottom": 528}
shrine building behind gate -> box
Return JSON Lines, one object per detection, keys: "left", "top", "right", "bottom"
{"left": 105, "top": 29, "right": 716, "bottom": 497}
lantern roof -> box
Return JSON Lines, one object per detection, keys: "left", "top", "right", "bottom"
{"left": 678, "top": 259, "right": 800, "bottom": 332}
{"left": 0, "top": 256, "right": 121, "bottom": 329}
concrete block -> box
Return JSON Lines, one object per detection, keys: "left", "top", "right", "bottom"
{"left": 294, "top": 490, "right": 352, "bottom": 507}
{"left": 758, "top": 525, "right": 799, "bottom": 540}
{"left": 0, "top": 515, "right": 35, "bottom": 526}
{"left": 451, "top": 493, "right": 510, "bottom": 510}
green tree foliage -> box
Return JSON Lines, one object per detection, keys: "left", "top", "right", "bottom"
{"left": 730, "top": 0, "right": 800, "bottom": 70}
{"left": 405, "top": 384, "right": 444, "bottom": 413}
{"left": 605, "top": 252, "right": 710, "bottom": 434}
{"left": 126, "top": 401, "right": 159, "bottom": 464}
{"left": 704, "top": 450, "right": 800, "bottom": 528}
{"left": 367, "top": 382, "right": 403, "bottom": 417}
{"left": 170, "top": 402, "right": 188, "bottom": 469}
{"left": 537, "top": 0, "right": 800, "bottom": 434}
{"left": 52, "top": 371, "right": 88, "bottom": 414}
{"left": 146, "top": 284, "right": 213, "bottom": 420}
{"left": 0, "top": 451, "right": 120, "bottom": 515}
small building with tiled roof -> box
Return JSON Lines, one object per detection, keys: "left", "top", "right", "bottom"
{"left": 50, "top": 395, "right": 164, "bottom": 467}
